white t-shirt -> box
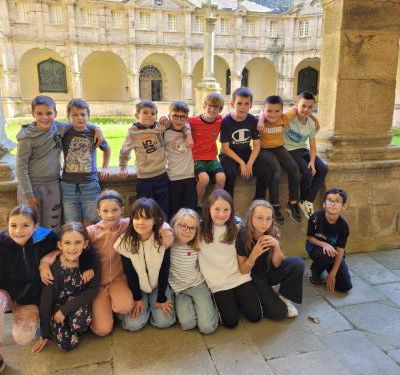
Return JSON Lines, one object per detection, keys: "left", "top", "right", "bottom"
{"left": 284, "top": 116, "right": 316, "bottom": 151}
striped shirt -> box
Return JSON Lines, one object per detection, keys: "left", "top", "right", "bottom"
{"left": 169, "top": 244, "right": 204, "bottom": 293}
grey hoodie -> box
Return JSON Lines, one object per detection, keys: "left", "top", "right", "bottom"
{"left": 16, "top": 121, "right": 71, "bottom": 200}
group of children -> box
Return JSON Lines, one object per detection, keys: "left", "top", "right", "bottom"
{"left": 0, "top": 89, "right": 352, "bottom": 372}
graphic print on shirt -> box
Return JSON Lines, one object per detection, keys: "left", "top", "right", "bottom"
{"left": 171, "top": 134, "right": 188, "bottom": 154}
{"left": 231, "top": 129, "right": 251, "bottom": 145}
{"left": 286, "top": 128, "right": 305, "bottom": 143}
{"left": 53, "top": 133, "right": 63, "bottom": 150}
{"left": 139, "top": 133, "right": 162, "bottom": 154}
{"left": 65, "top": 136, "right": 93, "bottom": 173}
{"left": 263, "top": 126, "right": 283, "bottom": 135}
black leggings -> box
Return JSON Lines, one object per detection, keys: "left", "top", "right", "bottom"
{"left": 258, "top": 147, "right": 299, "bottom": 204}
{"left": 213, "top": 281, "right": 262, "bottom": 328}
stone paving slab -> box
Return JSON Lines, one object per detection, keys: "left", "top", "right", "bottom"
{"left": 369, "top": 249, "right": 400, "bottom": 270}
{"left": 53, "top": 363, "right": 113, "bottom": 375}
{"left": 319, "top": 330, "right": 400, "bottom": 374}
{"left": 387, "top": 348, "right": 400, "bottom": 365}
{"left": 374, "top": 282, "right": 400, "bottom": 306}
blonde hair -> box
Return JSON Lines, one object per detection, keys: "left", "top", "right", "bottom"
{"left": 171, "top": 208, "right": 201, "bottom": 251}
{"left": 203, "top": 92, "right": 224, "bottom": 111}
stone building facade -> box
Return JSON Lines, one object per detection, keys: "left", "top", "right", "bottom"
{"left": 0, "top": 0, "right": 323, "bottom": 117}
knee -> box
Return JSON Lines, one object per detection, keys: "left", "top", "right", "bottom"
{"left": 178, "top": 316, "right": 197, "bottom": 331}
{"left": 289, "top": 257, "right": 306, "bottom": 275}
{"left": 197, "top": 316, "right": 218, "bottom": 335}
{"left": 245, "top": 309, "right": 262, "bottom": 323}
{"left": 91, "top": 322, "right": 113, "bottom": 337}
{"left": 197, "top": 173, "right": 210, "bottom": 186}
{"left": 12, "top": 324, "right": 37, "bottom": 345}
{"left": 336, "top": 280, "right": 353, "bottom": 293}
{"left": 57, "top": 340, "right": 77, "bottom": 352}
{"left": 215, "top": 173, "right": 226, "bottom": 187}
{"left": 221, "top": 317, "right": 239, "bottom": 329}
{"left": 112, "top": 300, "right": 134, "bottom": 315}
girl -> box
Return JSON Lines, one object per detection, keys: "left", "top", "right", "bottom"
{"left": 236, "top": 200, "right": 305, "bottom": 320}
{"left": 114, "top": 198, "right": 176, "bottom": 331}
{"left": 32, "top": 222, "right": 100, "bottom": 352}
{"left": 169, "top": 208, "right": 218, "bottom": 334}
{"left": 198, "top": 189, "right": 262, "bottom": 328}
{"left": 0, "top": 205, "right": 58, "bottom": 372}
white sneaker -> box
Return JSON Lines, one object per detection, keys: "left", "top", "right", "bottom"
{"left": 279, "top": 295, "right": 299, "bottom": 318}
{"left": 299, "top": 200, "right": 314, "bottom": 219}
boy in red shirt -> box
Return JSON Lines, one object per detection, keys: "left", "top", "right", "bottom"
{"left": 189, "top": 93, "right": 226, "bottom": 206}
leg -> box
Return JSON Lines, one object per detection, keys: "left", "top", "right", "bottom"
{"left": 34, "top": 181, "right": 62, "bottom": 231}
{"left": 219, "top": 154, "right": 239, "bottom": 197}
{"left": 289, "top": 149, "right": 312, "bottom": 202}
{"left": 60, "top": 181, "right": 82, "bottom": 223}
{"left": 196, "top": 172, "right": 210, "bottom": 204}
{"left": 149, "top": 287, "right": 176, "bottom": 328}
{"left": 329, "top": 259, "right": 352, "bottom": 292}
{"left": 67, "top": 304, "right": 92, "bottom": 334}
{"left": 175, "top": 291, "right": 197, "bottom": 331}
{"left": 136, "top": 177, "right": 154, "bottom": 200}
{"left": 12, "top": 304, "right": 39, "bottom": 345}
{"left": 51, "top": 316, "right": 81, "bottom": 352}
{"left": 235, "top": 281, "right": 262, "bottom": 323}
{"left": 307, "top": 243, "right": 335, "bottom": 282}
{"left": 0, "top": 290, "right": 13, "bottom": 348}
{"left": 170, "top": 180, "right": 184, "bottom": 218}
{"left": 214, "top": 171, "right": 226, "bottom": 190}
{"left": 154, "top": 173, "right": 170, "bottom": 219}
{"left": 306, "top": 155, "right": 329, "bottom": 202}
{"left": 213, "top": 289, "right": 240, "bottom": 328}
{"left": 252, "top": 277, "right": 287, "bottom": 320}
{"left": 252, "top": 152, "right": 271, "bottom": 200}
{"left": 182, "top": 178, "right": 197, "bottom": 211}
{"left": 90, "top": 287, "right": 114, "bottom": 336}
{"left": 189, "top": 282, "right": 218, "bottom": 334}
{"left": 260, "top": 150, "right": 282, "bottom": 205}
{"left": 121, "top": 293, "right": 150, "bottom": 332}
{"left": 108, "top": 277, "right": 135, "bottom": 315}
{"left": 80, "top": 181, "right": 101, "bottom": 226}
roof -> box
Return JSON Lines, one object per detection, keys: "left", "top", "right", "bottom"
{"left": 189, "top": 0, "right": 273, "bottom": 12}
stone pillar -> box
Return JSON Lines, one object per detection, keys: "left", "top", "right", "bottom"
{"left": 70, "top": 45, "right": 83, "bottom": 98}
{"left": 317, "top": 0, "right": 400, "bottom": 251}
{"left": 231, "top": 72, "right": 242, "bottom": 93}
{"left": 277, "top": 76, "right": 294, "bottom": 103}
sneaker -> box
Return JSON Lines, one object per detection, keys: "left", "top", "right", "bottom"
{"left": 308, "top": 267, "right": 323, "bottom": 287}
{"left": 273, "top": 206, "right": 284, "bottom": 225}
{"left": 279, "top": 295, "right": 298, "bottom": 318}
{"left": 299, "top": 200, "right": 314, "bottom": 219}
{"left": 0, "top": 356, "right": 5, "bottom": 373}
{"left": 286, "top": 202, "right": 302, "bottom": 222}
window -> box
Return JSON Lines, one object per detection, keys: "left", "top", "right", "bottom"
{"left": 167, "top": 14, "right": 178, "bottom": 32}
{"left": 220, "top": 18, "right": 230, "bottom": 34}
{"left": 194, "top": 16, "right": 203, "bottom": 33}
{"left": 16, "top": 2, "right": 30, "bottom": 23}
{"left": 226, "top": 69, "right": 231, "bottom": 95}
{"left": 81, "top": 8, "right": 93, "bottom": 26}
{"left": 49, "top": 5, "right": 62, "bottom": 25}
{"left": 269, "top": 20, "right": 278, "bottom": 37}
{"left": 299, "top": 19, "right": 309, "bottom": 37}
{"left": 245, "top": 19, "right": 255, "bottom": 36}
{"left": 111, "top": 10, "right": 123, "bottom": 29}
{"left": 140, "top": 12, "right": 150, "bottom": 29}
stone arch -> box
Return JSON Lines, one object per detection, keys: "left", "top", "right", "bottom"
{"left": 192, "top": 55, "right": 231, "bottom": 99}
{"left": 82, "top": 51, "right": 128, "bottom": 101}
{"left": 241, "top": 57, "right": 278, "bottom": 102}
{"left": 139, "top": 65, "right": 163, "bottom": 101}
{"left": 293, "top": 58, "right": 320, "bottom": 100}
{"left": 19, "top": 48, "right": 72, "bottom": 101}
{"left": 139, "top": 53, "right": 182, "bottom": 101}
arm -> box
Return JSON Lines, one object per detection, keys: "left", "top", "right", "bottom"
{"left": 307, "top": 236, "right": 337, "bottom": 257}
{"left": 257, "top": 111, "right": 265, "bottom": 131}
{"left": 284, "top": 107, "right": 298, "bottom": 122}
{"left": 87, "top": 124, "right": 105, "bottom": 147}
{"left": 326, "top": 247, "right": 345, "bottom": 293}
{"left": 308, "top": 137, "right": 317, "bottom": 176}
{"left": 309, "top": 113, "right": 320, "bottom": 133}
{"left": 99, "top": 144, "right": 111, "bottom": 181}
{"left": 156, "top": 250, "right": 170, "bottom": 303}
{"left": 119, "top": 129, "right": 135, "bottom": 179}
{"left": 38, "top": 281, "right": 55, "bottom": 340}
{"left": 121, "top": 255, "right": 142, "bottom": 301}
{"left": 221, "top": 142, "right": 249, "bottom": 178}
{"left": 16, "top": 139, "right": 37, "bottom": 207}
{"left": 246, "top": 139, "right": 261, "bottom": 176}
{"left": 160, "top": 222, "right": 174, "bottom": 248}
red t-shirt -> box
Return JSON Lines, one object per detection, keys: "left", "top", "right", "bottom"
{"left": 189, "top": 115, "right": 222, "bottom": 161}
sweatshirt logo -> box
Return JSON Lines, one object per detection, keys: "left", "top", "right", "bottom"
{"left": 231, "top": 129, "right": 251, "bottom": 144}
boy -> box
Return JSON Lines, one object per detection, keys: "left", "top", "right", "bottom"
{"left": 16, "top": 96, "right": 102, "bottom": 230}
{"left": 284, "top": 92, "right": 327, "bottom": 219}
{"left": 119, "top": 101, "right": 191, "bottom": 218}
{"left": 61, "top": 99, "right": 111, "bottom": 226}
{"left": 257, "top": 96, "right": 300, "bottom": 224}
{"left": 189, "top": 92, "right": 226, "bottom": 206}
{"left": 306, "top": 188, "right": 352, "bottom": 293}
{"left": 219, "top": 87, "right": 269, "bottom": 199}
{"left": 164, "top": 101, "right": 196, "bottom": 217}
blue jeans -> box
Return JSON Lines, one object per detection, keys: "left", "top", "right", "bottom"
{"left": 175, "top": 281, "right": 218, "bottom": 335}
{"left": 121, "top": 287, "right": 176, "bottom": 332}
{"left": 61, "top": 180, "right": 100, "bottom": 223}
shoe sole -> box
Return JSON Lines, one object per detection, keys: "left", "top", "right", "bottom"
{"left": 286, "top": 207, "right": 301, "bottom": 223}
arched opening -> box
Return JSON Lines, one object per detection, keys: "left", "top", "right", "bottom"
{"left": 140, "top": 65, "right": 162, "bottom": 101}
{"left": 241, "top": 67, "right": 249, "bottom": 88}
{"left": 293, "top": 58, "right": 320, "bottom": 100}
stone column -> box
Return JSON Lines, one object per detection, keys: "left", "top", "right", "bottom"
{"left": 70, "top": 45, "right": 83, "bottom": 98}
{"left": 317, "top": 0, "right": 400, "bottom": 251}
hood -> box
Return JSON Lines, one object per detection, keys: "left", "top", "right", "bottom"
{"left": 0, "top": 227, "right": 53, "bottom": 247}
{"left": 16, "top": 122, "right": 50, "bottom": 141}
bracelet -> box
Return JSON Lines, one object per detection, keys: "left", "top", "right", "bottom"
{"left": 246, "top": 259, "right": 253, "bottom": 268}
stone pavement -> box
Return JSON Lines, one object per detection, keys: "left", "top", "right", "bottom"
{"left": 3, "top": 250, "right": 400, "bottom": 375}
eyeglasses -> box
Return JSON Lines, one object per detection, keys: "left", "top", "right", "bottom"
{"left": 325, "top": 199, "right": 343, "bottom": 206}
{"left": 170, "top": 114, "right": 187, "bottom": 121}
{"left": 177, "top": 223, "right": 196, "bottom": 233}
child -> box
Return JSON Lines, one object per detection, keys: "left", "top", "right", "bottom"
{"left": 164, "top": 101, "right": 197, "bottom": 217}
{"left": 61, "top": 99, "right": 111, "bottom": 226}
{"left": 236, "top": 200, "right": 305, "bottom": 319}
{"left": 0, "top": 205, "right": 58, "bottom": 371}
{"left": 119, "top": 101, "right": 191, "bottom": 219}
{"left": 306, "top": 188, "right": 352, "bottom": 293}
{"left": 199, "top": 189, "right": 262, "bottom": 328}
{"left": 114, "top": 198, "right": 176, "bottom": 331}
{"left": 32, "top": 222, "right": 100, "bottom": 352}
{"left": 189, "top": 93, "right": 226, "bottom": 207}
{"left": 284, "top": 92, "right": 327, "bottom": 219}
{"left": 169, "top": 208, "right": 218, "bottom": 334}
{"left": 257, "top": 96, "right": 300, "bottom": 224}
{"left": 219, "top": 87, "right": 269, "bottom": 199}
{"left": 16, "top": 96, "right": 102, "bottom": 231}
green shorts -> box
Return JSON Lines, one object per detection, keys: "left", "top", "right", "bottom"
{"left": 194, "top": 160, "right": 224, "bottom": 177}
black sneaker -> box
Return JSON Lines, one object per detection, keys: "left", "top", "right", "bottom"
{"left": 0, "top": 356, "right": 5, "bottom": 373}
{"left": 286, "top": 202, "right": 302, "bottom": 222}
{"left": 308, "top": 267, "right": 323, "bottom": 287}
{"left": 273, "top": 206, "right": 284, "bottom": 225}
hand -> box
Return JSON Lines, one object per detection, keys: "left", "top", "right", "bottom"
{"left": 159, "top": 115, "right": 170, "bottom": 127}
{"left": 326, "top": 272, "right": 336, "bottom": 293}
{"left": 93, "top": 127, "right": 105, "bottom": 147}
{"left": 321, "top": 243, "right": 337, "bottom": 257}
{"left": 250, "top": 236, "right": 271, "bottom": 260}
{"left": 245, "top": 162, "right": 253, "bottom": 178}
{"left": 257, "top": 111, "right": 265, "bottom": 132}
{"left": 161, "top": 231, "right": 174, "bottom": 248}
{"left": 185, "top": 135, "right": 193, "bottom": 149}
{"left": 119, "top": 167, "right": 129, "bottom": 179}
{"left": 81, "top": 269, "right": 94, "bottom": 284}
{"left": 53, "top": 310, "right": 65, "bottom": 324}
{"left": 40, "top": 263, "right": 54, "bottom": 285}
{"left": 31, "top": 337, "right": 49, "bottom": 353}
{"left": 26, "top": 197, "right": 39, "bottom": 212}
{"left": 99, "top": 167, "right": 110, "bottom": 182}
{"left": 308, "top": 161, "right": 316, "bottom": 176}
{"left": 154, "top": 300, "right": 174, "bottom": 315}
{"left": 130, "top": 300, "right": 144, "bottom": 319}
{"left": 239, "top": 162, "right": 248, "bottom": 178}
